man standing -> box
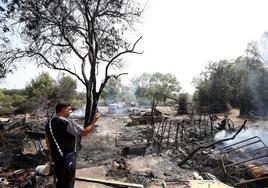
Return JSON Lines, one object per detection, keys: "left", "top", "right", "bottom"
{"left": 45, "top": 101, "right": 100, "bottom": 188}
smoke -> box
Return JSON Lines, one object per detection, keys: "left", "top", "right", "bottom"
{"left": 214, "top": 126, "right": 268, "bottom": 147}
{"left": 214, "top": 130, "right": 229, "bottom": 142}
{"left": 259, "top": 31, "right": 268, "bottom": 66}
{"left": 240, "top": 36, "right": 268, "bottom": 116}
{"left": 214, "top": 125, "right": 268, "bottom": 171}
{"left": 70, "top": 108, "right": 84, "bottom": 118}
{"left": 247, "top": 70, "right": 267, "bottom": 115}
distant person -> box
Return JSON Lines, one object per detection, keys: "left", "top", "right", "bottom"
{"left": 217, "top": 113, "right": 234, "bottom": 131}
{"left": 45, "top": 101, "right": 100, "bottom": 188}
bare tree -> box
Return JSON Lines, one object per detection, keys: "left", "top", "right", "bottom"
{"left": 0, "top": 0, "right": 143, "bottom": 125}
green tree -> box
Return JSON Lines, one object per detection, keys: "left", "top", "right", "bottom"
{"left": 192, "top": 60, "right": 235, "bottom": 112}
{"left": 55, "top": 74, "right": 77, "bottom": 103}
{"left": 148, "top": 72, "right": 181, "bottom": 101}
{"left": 11, "top": 94, "right": 25, "bottom": 108}
{"left": 25, "top": 73, "right": 56, "bottom": 113}
{"left": 177, "top": 93, "right": 189, "bottom": 114}
{"left": 2, "top": 89, "right": 27, "bottom": 96}
{"left": 100, "top": 77, "right": 122, "bottom": 105}
{"left": 0, "top": 90, "right": 12, "bottom": 107}
{"left": 0, "top": 89, "right": 26, "bottom": 114}
{"left": 120, "top": 85, "right": 137, "bottom": 104}
{"left": 0, "top": 90, "right": 13, "bottom": 114}
{"left": 0, "top": 0, "right": 144, "bottom": 125}
{"left": 192, "top": 41, "right": 268, "bottom": 115}
{"left": 132, "top": 72, "right": 181, "bottom": 104}
{"left": 236, "top": 41, "right": 267, "bottom": 115}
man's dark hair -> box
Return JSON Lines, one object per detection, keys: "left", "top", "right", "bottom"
{"left": 56, "top": 101, "right": 71, "bottom": 113}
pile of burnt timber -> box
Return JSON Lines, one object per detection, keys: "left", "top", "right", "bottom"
{"left": 220, "top": 136, "right": 268, "bottom": 187}
{"left": 178, "top": 120, "right": 247, "bottom": 166}
{"left": 0, "top": 115, "right": 52, "bottom": 187}
{"left": 129, "top": 108, "right": 165, "bottom": 126}
{"left": 142, "top": 93, "right": 267, "bottom": 187}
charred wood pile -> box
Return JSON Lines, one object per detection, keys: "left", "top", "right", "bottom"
{"left": 0, "top": 115, "right": 52, "bottom": 187}
{"left": 219, "top": 136, "right": 268, "bottom": 187}
{"left": 128, "top": 108, "right": 165, "bottom": 126}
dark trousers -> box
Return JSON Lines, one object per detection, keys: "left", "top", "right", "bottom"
{"left": 53, "top": 159, "right": 75, "bottom": 188}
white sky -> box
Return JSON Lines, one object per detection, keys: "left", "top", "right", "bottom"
{"left": 1, "top": 0, "right": 268, "bottom": 94}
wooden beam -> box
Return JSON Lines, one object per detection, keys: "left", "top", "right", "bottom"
{"left": 75, "top": 176, "right": 144, "bottom": 188}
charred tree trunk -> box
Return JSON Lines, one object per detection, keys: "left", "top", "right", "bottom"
{"left": 84, "top": 90, "right": 99, "bottom": 127}
{"left": 84, "top": 79, "right": 92, "bottom": 126}
{"left": 84, "top": 91, "right": 92, "bottom": 127}
{"left": 84, "top": 65, "right": 100, "bottom": 127}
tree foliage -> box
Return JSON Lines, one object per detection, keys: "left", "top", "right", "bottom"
{"left": 1, "top": 88, "right": 27, "bottom": 96}
{"left": 193, "top": 41, "right": 268, "bottom": 115}
{"left": 100, "top": 77, "right": 136, "bottom": 105}
{"left": 24, "top": 72, "right": 80, "bottom": 113}
{"left": 55, "top": 74, "right": 77, "bottom": 103}
{"left": 236, "top": 41, "right": 268, "bottom": 115}
{"left": 0, "top": 90, "right": 12, "bottom": 107}
{"left": 0, "top": 89, "right": 26, "bottom": 115}
{"left": 25, "top": 72, "right": 56, "bottom": 113}
{"left": 132, "top": 72, "right": 181, "bottom": 105}
{"left": 26, "top": 73, "right": 55, "bottom": 98}
{"left": 192, "top": 60, "right": 233, "bottom": 112}
{"left": 100, "top": 77, "right": 122, "bottom": 104}
{"left": 177, "top": 93, "right": 189, "bottom": 114}
{"left": 0, "top": 0, "right": 143, "bottom": 124}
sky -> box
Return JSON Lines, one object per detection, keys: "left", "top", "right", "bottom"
{"left": 1, "top": 0, "right": 268, "bottom": 94}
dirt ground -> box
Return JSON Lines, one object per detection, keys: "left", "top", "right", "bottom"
{"left": 73, "top": 108, "right": 268, "bottom": 188}
{"left": 75, "top": 114, "right": 195, "bottom": 187}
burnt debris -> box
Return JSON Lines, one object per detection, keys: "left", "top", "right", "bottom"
{"left": 0, "top": 115, "right": 52, "bottom": 187}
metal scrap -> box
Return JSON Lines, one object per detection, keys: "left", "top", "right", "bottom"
{"left": 178, "top": 120, "right": 247, "bottom": 166}
{"left": 220, "top": 135, "right": 268, "bottom": 186}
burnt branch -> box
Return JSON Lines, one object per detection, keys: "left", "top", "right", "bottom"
{"left": 112, "top": 72, "right": 128, "bottom": 79}
{"left": 35, "top": 51, "right": 86, "bottom": 85}
{"left": 104, "top": 36, "right": 142, "bottom": 78}
{"left": 0, "top": 49, "right": 86, "bottom": 85}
